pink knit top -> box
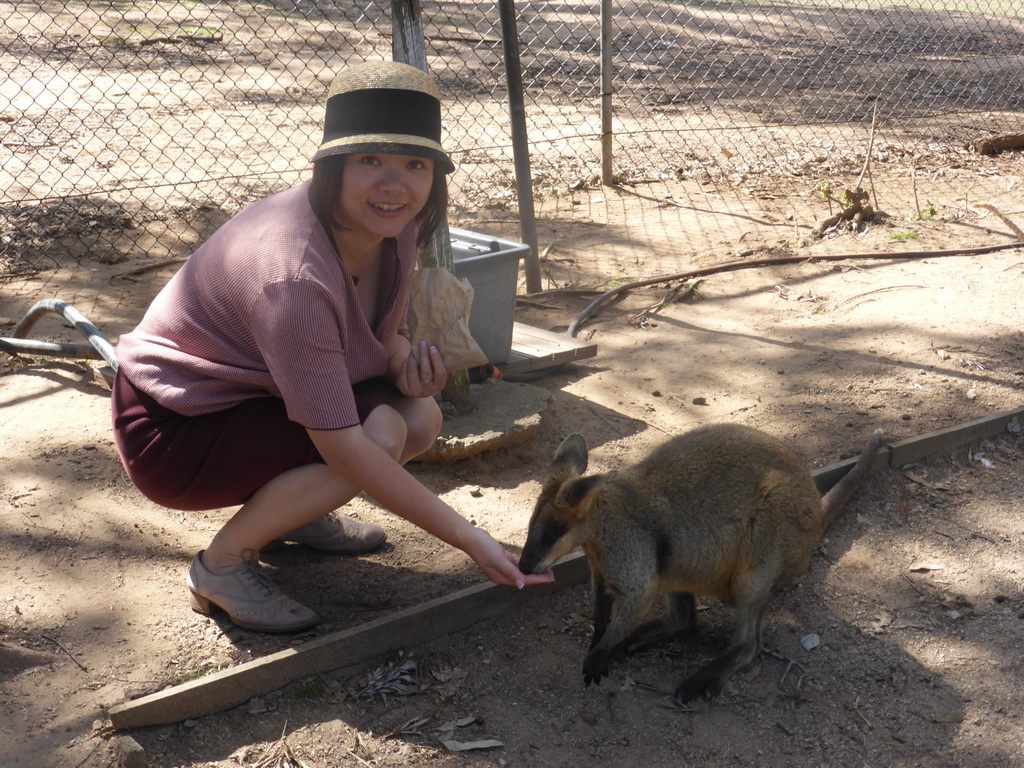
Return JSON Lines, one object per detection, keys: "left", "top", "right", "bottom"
{"left": 115, "top": 182, "right": 417, "bottom": 430}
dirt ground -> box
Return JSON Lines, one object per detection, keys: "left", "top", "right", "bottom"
{"left": 4, "top": 0, "right": 1024, "bottom": 764}
{"left": 3, "top": 156, "right": 1024, "bottom": 768}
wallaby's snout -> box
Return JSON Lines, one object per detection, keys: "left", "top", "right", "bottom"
{"left": 518, "top": 433, "right": 609, "bottom": 575}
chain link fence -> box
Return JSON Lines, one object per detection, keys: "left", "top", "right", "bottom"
{"left": 2, "top": 0, "right": 1022, "bottom": 276}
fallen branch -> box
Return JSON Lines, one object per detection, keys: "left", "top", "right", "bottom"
{"left": 630, "top": 279, "right": 703, "bottom": 325}
{"left": 140, "top": 33, "right": 223, "bottom": 46}
{"left": 966, "top": 132, "right": 1024, "bottom": 155}
{"left": 974, "top": 203, "right": 1024, "bottom": 241}
{"left": 832, "top": 284, "right": 926, "bottom": 314}
{"left": 253, "top": 722, "right": 310, "bottom": 768}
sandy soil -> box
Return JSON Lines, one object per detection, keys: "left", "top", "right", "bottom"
{"left": 3, "top": 167, "right": 1024, "bottom": 767}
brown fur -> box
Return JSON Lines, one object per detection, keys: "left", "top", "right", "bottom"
{"left": 519, "top": 423, "right": 884, "bottom": 704}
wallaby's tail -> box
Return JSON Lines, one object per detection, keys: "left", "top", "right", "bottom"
{"left": 820, "top": 428, "right": 886, "bottom": 529}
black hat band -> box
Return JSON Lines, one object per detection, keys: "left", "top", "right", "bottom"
{"left": 322, "top": 89, "right": 442, "bottom": 146}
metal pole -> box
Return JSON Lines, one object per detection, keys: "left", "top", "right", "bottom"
{"left": 497, "top": 0, "right": 542, "bottom": 294}
{"left": 600, "top": 0, "right": 614, "bottom": 186}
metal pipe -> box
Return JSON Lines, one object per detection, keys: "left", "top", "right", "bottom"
{"left": 0, "top": 338, "right": 105, "bottom": 361}
{"left": 5, "top": 298, "right": 118, "bottom": 371}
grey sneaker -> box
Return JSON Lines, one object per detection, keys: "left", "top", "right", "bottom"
{"left": 271, "top": 512, "right": 387, "bottom": 554}
{"left": 186, "top": 550, "right": 318, "bottom": 633}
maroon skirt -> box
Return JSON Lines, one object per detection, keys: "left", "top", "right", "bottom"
{"left": 111, "top": 369, "right": 402, "bottom": 511}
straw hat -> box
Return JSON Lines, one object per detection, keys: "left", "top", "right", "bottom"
{"left": 312, "top": 60, "right": 454, "bottom": 174}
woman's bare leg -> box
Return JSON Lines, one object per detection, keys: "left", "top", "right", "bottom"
{"left": 202, "top": 397, "right": 441, "bottom": 572}
{"left": 390, "top": 394, "right": 443, "bottom": 463}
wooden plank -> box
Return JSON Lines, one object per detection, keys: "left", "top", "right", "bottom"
{"left": 512, "top": 323, "right": 594, "bottom": 351}
{"left": 108, "top": 406, "right": 1023, "bottom": 730}
{"left": 108, "top": 554, "right": 590, "bottom": 730}
{"left": 886, "top": 406, "right": 1024, "bottom": 468}
{"left": 501, "top": 322, "right": 597, "bottom": 374}
{"left": 812, "top": 406, "right": 1023, "bottom": 492}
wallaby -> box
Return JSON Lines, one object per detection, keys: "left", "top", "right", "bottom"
{"left": 518, "top": 422, "right": 884, "bottom": 704}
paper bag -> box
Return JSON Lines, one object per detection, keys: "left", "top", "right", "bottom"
{"left": 407, "top": 267, "right": 488, "bottom": 371}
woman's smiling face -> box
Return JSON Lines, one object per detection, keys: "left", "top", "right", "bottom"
{"left": 335, "top": 152, "right": 435, "bottom": 242}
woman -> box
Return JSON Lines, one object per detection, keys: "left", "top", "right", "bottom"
{"left": 111, "top": 61, "right": 553, "bottom": 634}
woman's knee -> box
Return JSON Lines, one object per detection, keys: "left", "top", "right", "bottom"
{"left": 401, "top": 397, "right": 443, "bottom": 460}
{"left": 362, "top": 405, "right": 408, "bottom": 460}
{"left": 363, "top": 397, "right": 442, "bottom": 462}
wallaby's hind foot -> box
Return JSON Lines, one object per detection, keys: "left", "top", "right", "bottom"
{"left": 674, "top": 606, "right": 764, "bottom": 704}
{"left": 675, "top": 668, "right": 724, "bottom": 704}
{"left": 674, "top": 644, "right": 756, "bottom": 704}
{"left": 586, "top": 593, "right": 699, "bottom": 686}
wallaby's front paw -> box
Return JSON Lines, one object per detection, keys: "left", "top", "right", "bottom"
{"left": 674, "top": 672, "right": 723, "bottom": 704}
{"left": 582, "top": 649, "right": 610, "bottom": 686}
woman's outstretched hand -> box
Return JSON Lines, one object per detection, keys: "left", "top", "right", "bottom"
{"left": 395, "top": 340, "right": 448, "bottom": 398}
{"left": 461, "top": 526, "right": 555, "bottom": 589}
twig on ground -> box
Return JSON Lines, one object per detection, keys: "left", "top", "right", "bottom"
{"left": 902, "top": 573, "right": 926, "bottom": 596}
{"left": 583, "top": 401, "right": 633, "bottom": 435}
{"left": 71, "top": 743, "right": 101, "bottom": 768}
{"left": 832, "top": 285, "right": 926, "bottom": 314}
{"left": 851, "top": 697, "right": 874, "bottom": 730}
{"left": 762, "top": 647, "right": 807, "bottom": 689}
{"left": 630, "top": 279, "right": 703, "bottom": 326}
{"left": 110, "top": 258, "right": 188, "bottom": 280}
{"left": 41, "top": 634, "right": 88, "bottom": 672}
{"left": 253, "top": 721, "right": 311, "bottom": 768}
{"left": 912, "top": 168, "right": 922, "bottom": 220}
{"left": 346, "top": 749, "right": 374, "bottom": 768}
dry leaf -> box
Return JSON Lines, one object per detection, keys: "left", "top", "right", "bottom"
{"left": 912, "top": 706, "right": 965, "bottom": 724}
{"left": 442, "top": 738, "right": 504, "bottom": 752}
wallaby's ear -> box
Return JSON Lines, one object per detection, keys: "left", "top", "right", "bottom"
{"left": 555, "top": 470, "right": 616, "bottom": 519}
{"left": 542, "top": 434, "right": 589, "bottom": 495}
{"left": 551, "top": 433, "right": 589, "bottom": 478}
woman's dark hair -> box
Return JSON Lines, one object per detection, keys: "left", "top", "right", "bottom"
{"left": 309, "top": 155, "right": 449, "bottom": 248}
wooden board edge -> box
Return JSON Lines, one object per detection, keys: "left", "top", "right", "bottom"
{"left": 813, "top": 406, "right": 1024, "bottom": 491}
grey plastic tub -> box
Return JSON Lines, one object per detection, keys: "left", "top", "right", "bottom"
{"left": 449, "top": 228, "right": 528, "bottom": 364}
